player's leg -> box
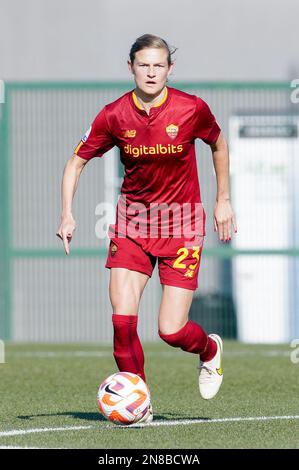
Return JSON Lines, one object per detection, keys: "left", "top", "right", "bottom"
{"left": 108, "top": 267, "right": 153, "bottom": 422}
{"left": 109, "top": 268, "right": 149, "bottom": 383}
{"left": 158, "top": 284, "right": 217, "bottom": 361}
{"left": 158, "top": 284, "right": 223, "bottom": 399}
{"left": 157, "top": 239, "right": 223, "bottom": 399}
{"left": 109, "top": 266, "right": 149, "bottom": 315}
{"left": 158, "top": 284, "right": 192, "bottom": 333}
{"left": 105, "top": 237, "right": 156, "bottom": 383}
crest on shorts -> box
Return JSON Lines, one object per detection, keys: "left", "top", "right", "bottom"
{"left": 166, "top": 124, "right": 179, "bottom": 139}
{"left": 111, "top": 243, "right": 118, "bottom": 256}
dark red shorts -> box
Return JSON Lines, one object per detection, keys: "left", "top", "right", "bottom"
{"left": 105, "top": 234, "right": 204, "bottom": 291}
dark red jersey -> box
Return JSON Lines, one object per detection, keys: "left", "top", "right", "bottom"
{"left": 75, "top": 86, "right": 221, "bottom": 241}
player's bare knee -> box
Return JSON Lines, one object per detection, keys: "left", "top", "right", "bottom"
{"left": 109, "top": 286, "right": 140, "bottom": 314}
{"left": 109, "top": 269, "right": 147, "bottom": 313}
{"left": 110, "top": 294, "right": 139, "bottom": 315}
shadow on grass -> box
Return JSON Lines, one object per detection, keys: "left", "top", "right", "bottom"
{"left": 17, "top": 411, "right": 106, "bottom": 422}
{"left": 17, "top": 411, "right": 211, "bottom": 423}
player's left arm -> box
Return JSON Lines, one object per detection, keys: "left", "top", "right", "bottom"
{"left": 210, "top": 132, "right": 237, "bottom": 242}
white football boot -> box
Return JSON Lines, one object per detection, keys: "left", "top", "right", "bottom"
{"left": 138, "top": 403, "right": 153, "bottom": 424}
{"left": 198, "top": 334, "right": 223, "bottom": 400}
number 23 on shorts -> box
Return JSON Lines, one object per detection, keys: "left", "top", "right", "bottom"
{"left": 173, "top": 246, "right": 201, "bottom": 272}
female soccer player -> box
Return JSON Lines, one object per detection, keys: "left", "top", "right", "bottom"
{"left": 57, "top": 34, "right": 237, "bottom": 423}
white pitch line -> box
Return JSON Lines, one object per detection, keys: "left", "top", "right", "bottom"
{"left": 0, "top": 446, "right": 46, "bottom": 449}
{"left": 120, "top": 415, "right": 299, "bottom": 428}
{"left": 1, "top": 415, "right": 299, "bottom": 437}
{"left": 0, "top": 425, "right": 93, "bottom": 437}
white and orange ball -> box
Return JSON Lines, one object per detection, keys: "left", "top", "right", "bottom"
{"left": 97, "top": 372, "right": 151, "bottom": 425}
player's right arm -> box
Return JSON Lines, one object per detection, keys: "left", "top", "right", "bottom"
{"left": 56, "top": 107, "right": 115, "bottom": 255}
{"left": 56, "top": 154, "right": 88, "bottom": 255}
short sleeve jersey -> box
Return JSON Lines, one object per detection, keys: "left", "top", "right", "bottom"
{"left": 75, "top": 86, "right": 221, "bottom": 239}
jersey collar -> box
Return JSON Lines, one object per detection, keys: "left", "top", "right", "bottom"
{"left": 130, "top": 86, "right": 170, "bottom": 116}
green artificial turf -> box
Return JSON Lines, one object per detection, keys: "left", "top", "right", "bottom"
{"left": 0, "top": 341, "right": 298, "bottom": 449}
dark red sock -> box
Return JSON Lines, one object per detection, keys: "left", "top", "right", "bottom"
{"left": 158, "top": 320, "right": 217, "bottom": 361}
{"left": 112, "top": 314, "right": 146, "bottom": 382}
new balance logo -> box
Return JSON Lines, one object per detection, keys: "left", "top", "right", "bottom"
{"left": 184, "top": 269, "right": 195, "bottom": 278}
{"left": 122, "top": 130, "right": 136, "bottom": 138}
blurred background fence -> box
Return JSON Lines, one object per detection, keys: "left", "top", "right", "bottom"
{"left": 0, "top": 81, "right": 298, "bottom": 343}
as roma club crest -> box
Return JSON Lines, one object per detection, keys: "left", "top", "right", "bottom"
{"left": 166, "top": 124, "right": 179, "bottom": 139}
{"left": 111, "top": 243, "right": 118, "bottom": 257}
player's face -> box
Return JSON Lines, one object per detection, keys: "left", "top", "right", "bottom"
{"left": 128, "top": 48, "right": 173, "bottom": 97}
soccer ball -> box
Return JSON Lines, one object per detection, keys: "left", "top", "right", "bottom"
{"left": 97, "top": 372, "right": 151, "bottom": 426}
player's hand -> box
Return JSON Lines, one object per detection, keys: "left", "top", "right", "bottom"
{"left": 213, "top": 200, "right": 237, "bottom": 243}
{"left": 56, "top": 214, "right": 76, "bottom": 255}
